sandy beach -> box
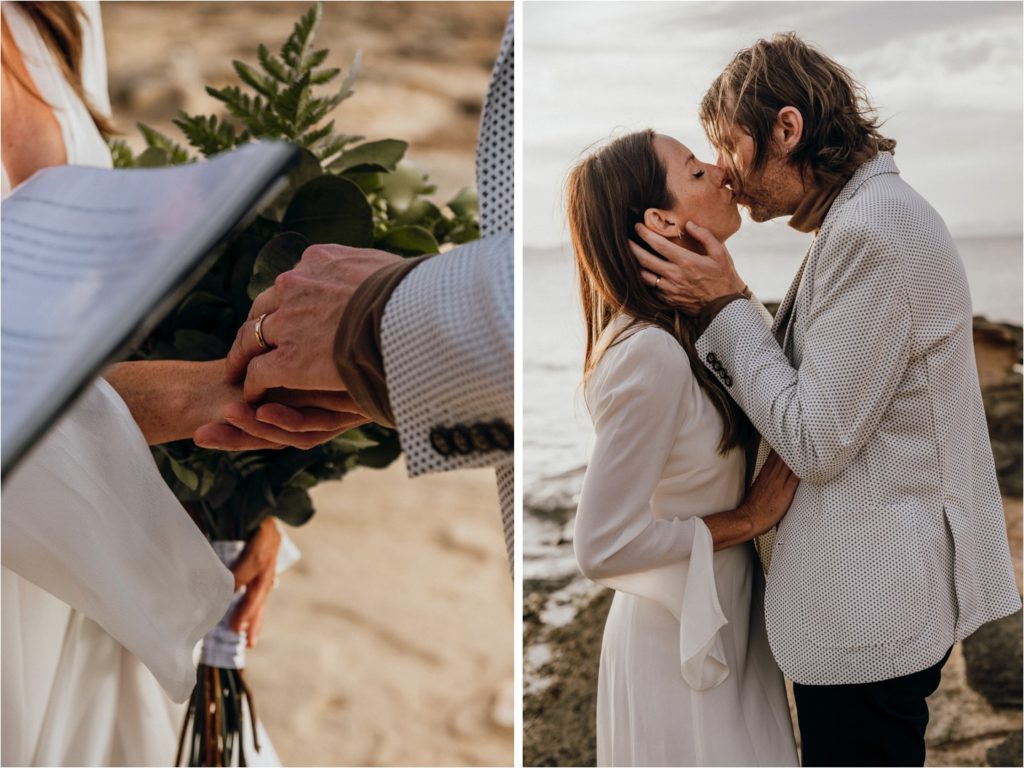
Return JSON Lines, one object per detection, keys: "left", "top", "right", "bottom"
{"left": 248, "top": 462, "right": 513, "bottom": 767}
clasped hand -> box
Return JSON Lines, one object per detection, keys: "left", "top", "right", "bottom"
{"left": 194, "top": 243, "right": 402, "bottom": 451}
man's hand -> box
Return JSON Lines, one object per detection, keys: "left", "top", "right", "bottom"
{"left": 225, "top": 244, "right": 402, "bottom": 401}
{"left": 704, "top": 450, "right": 799, "bottom": 551}
{"left": 629, "top": 221, "right": 746, "bottom": 313}
{"left": 194, "top": 389, "right": 370, "bottom": 451}
{"left": 740, "top": 450, "right": 800, "bottom": 536}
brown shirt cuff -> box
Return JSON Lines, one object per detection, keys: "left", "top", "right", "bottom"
{"left": 695, "top": 287, "right": 752, "bottom": 336}
{"left": 334, "top": 255, "right": 432, "bottom": 427}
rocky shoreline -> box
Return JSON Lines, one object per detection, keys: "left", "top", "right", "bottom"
{"left": 525, "top": 316, "right": 1023, "bottom": 768}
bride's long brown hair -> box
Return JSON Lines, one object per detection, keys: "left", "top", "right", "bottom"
{"left": 566, "top": 129, "right": 753, "bottom": 454}
{"left": 1, "top": 1, "right": 116, "bottom": 136}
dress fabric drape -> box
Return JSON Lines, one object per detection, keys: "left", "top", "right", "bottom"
{"left": 574, "top": 316, "right": 798, "bottom": 767}
{"left": 0, "top": 3, "right": 265, "bottom": 764}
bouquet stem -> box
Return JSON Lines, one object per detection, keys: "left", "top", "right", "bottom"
{"left": 177, "top": 541, "right": 261, "bottom": 767}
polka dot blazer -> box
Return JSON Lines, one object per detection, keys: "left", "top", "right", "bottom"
{"left": 379, "top": 11, "right": 514, "bottom": 568}
{"left": 696, "top": 152, "right": 1022, "bottom": 685}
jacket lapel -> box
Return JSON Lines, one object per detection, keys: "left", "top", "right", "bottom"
{"left": 771, "top": 152, "right": 900, "bottom": 354}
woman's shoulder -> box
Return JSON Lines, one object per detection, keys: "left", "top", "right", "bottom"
{"left": 600, "top": 321, "right": 687, "bottom": 367}
{"left": 590, "top": 320, "right": 692, "bottom": 394}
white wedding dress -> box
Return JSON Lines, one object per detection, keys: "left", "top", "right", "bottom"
{"left": 1, "top": 4, "right": 277, "bottom": 765}
{"left": 574, "top": 316, "right": 798, "bottom": 767}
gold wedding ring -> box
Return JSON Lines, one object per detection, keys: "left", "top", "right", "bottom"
{"left": 254, "top": 313, "right": 269, "bottom": 349}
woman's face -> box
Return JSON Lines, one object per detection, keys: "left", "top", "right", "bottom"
{"left": 650, "top": 134, "right": 741, "bottom": 242}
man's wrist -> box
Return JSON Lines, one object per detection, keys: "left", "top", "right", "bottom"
{"left": 333, "top": 255, "right": 432, "bottom": 426}
{"left": 696, "top": 286, "right": 751, "bottom": 336}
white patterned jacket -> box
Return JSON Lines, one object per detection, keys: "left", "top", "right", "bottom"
{"left": 696, "top": 152, "right": 1021, "bottom": 685}
{"left": 378, "top": 11, "right": 514, "bottom": 565}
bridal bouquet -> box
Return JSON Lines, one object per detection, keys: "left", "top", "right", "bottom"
{"left": 111, "top": 4, "right": 479, "bottom": 764}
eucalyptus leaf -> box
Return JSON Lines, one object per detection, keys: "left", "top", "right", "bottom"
{"left": 274, "top": 487, "right": 315, "bottom": 526}
{"left": 169, "top": 459, "right": 200, "bottom": 491}
{"left": 331, "top": 139, "right": 407, "bottom": 174}
{"left": 348, "top": 170, "right": 383, "bottom": 195}
{"left": 282, "top": 175, "right": 373, "bottom": 246}
{"left": 197, "top": 468, "right": 217, "bottom": 497}
{"left": 379, "top": 160, "right": 433, "bottom": 213}
{"left": 395, "top": 199, "right": 443, "bottom": 227}
{"left": 173, "top": 291, "right": 230, "bottom": 328}
{"left": 171, "top": 330, "right": 229, "bottom": 361}
{"left": 447, "top": 187, "right": 479, "bottom": 219}
{"left": 355, "top": 430, "right": 402, "bottom": 468}
{"left": 377, "top": 225, "right": 439, "bottom": 257}
{"left": 137, "top": 146, "right": 170, "bottom": 168}
{"left": 248, "top": 231, "right": 310, "bottom": 299}
{"left": 262, "top": 148, "right": 322, "bottom": 221}
{"left": 330, "top": 429, "right": 380, "bottom": 452}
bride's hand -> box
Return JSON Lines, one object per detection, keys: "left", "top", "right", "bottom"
{"left": 194, "top": 389, "right": 370, "bottom": 451}
{"left": 741, "top": 451, "right": 800, "bottom": 535}
{"left": 229, "top": 517, "right": 282, "bottom": 647}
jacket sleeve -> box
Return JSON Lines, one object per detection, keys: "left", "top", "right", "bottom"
{"left": 695, "top": 217, "right": 913, "bottom": 485}
{"left": 379, "top": 232, "right": 513, "bottom": 476}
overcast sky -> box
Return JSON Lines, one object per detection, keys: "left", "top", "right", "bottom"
{"left": 524, "top": 1, "right": 1024, "bottom": 248}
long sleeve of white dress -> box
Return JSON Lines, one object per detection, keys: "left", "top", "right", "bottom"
{"left": 574, "top": 325, "right": 732, "bottom": 690}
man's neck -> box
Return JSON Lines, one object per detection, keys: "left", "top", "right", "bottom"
{"left": 788, "top": 180, "right": 843, "bottom": 234}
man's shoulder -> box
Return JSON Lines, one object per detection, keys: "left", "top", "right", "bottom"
{"left": 828, "top": 167, "right": 951, "bottom": 250}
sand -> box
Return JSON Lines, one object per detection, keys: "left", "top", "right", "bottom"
{"left": 247, "top": 461, "right": 513, "bottom": 767}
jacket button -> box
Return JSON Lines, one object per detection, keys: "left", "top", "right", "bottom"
{"left": 724, "top": 375, "right": 733, "bottom": 387}
{"left": 469, "top": 423, "right": 494, "bottom": 452}
{"left": 706, "top": 352, "right": 717, "bottom": 364}
{"left": 451, "top": 425, "right": 474, "bottom": 454}
{"left": 712, "top": 360, "right": 723, "bottom": 372}
{"left": 489, "top": 420, "right": 513, "bottom": 452}
{"left": 429, "top": 427, "right": 455, "bottom": 456}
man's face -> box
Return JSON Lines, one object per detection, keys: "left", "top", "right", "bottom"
{"left": 714, "top": 120, "right": 801, "bottom": 223}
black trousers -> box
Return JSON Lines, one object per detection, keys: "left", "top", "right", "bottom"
{"left": 792, "top": 647, "right": 952, "bottom": 767}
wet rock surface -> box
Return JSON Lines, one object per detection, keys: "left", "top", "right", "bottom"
{"left": 963, "top": 610, "right": 1023, "bottom": 710}
{"left": 986, "top": 731, "right": 1023, "bottom": 767}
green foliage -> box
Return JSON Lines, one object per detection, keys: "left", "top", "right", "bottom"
{"left": 112, "top": 1, "right": 480, "bottom": 539}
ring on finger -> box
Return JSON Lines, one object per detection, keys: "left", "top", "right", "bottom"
{"left": 254, "top": 313, "right": 270, "bottom": 350}
{"left": 655, "top": 276, "right": 661, "bottom": 288}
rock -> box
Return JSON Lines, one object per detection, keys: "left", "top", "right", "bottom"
{"left": 986, "top": 731, "right": 1023, "bottom": 767}
{"left": 962, "top": 609, "right": 1023, "bottom": 709}
{"left": 524, "top": 588, "right": 611, "bottom": 767}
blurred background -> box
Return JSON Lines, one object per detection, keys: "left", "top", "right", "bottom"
{"left": 524, "top": 2, "right": 1022, "bottom": 766}
{"left": 103, "top": 3, "right": 512, "bottom": 765}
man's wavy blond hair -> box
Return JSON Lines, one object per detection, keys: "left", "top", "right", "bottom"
{"left": 700, "top": 32, "right": 895, "bottom": 192}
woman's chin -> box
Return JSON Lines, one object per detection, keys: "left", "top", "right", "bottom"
{"left": 723, "top": 213, "right": 742, "bottom": 241}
